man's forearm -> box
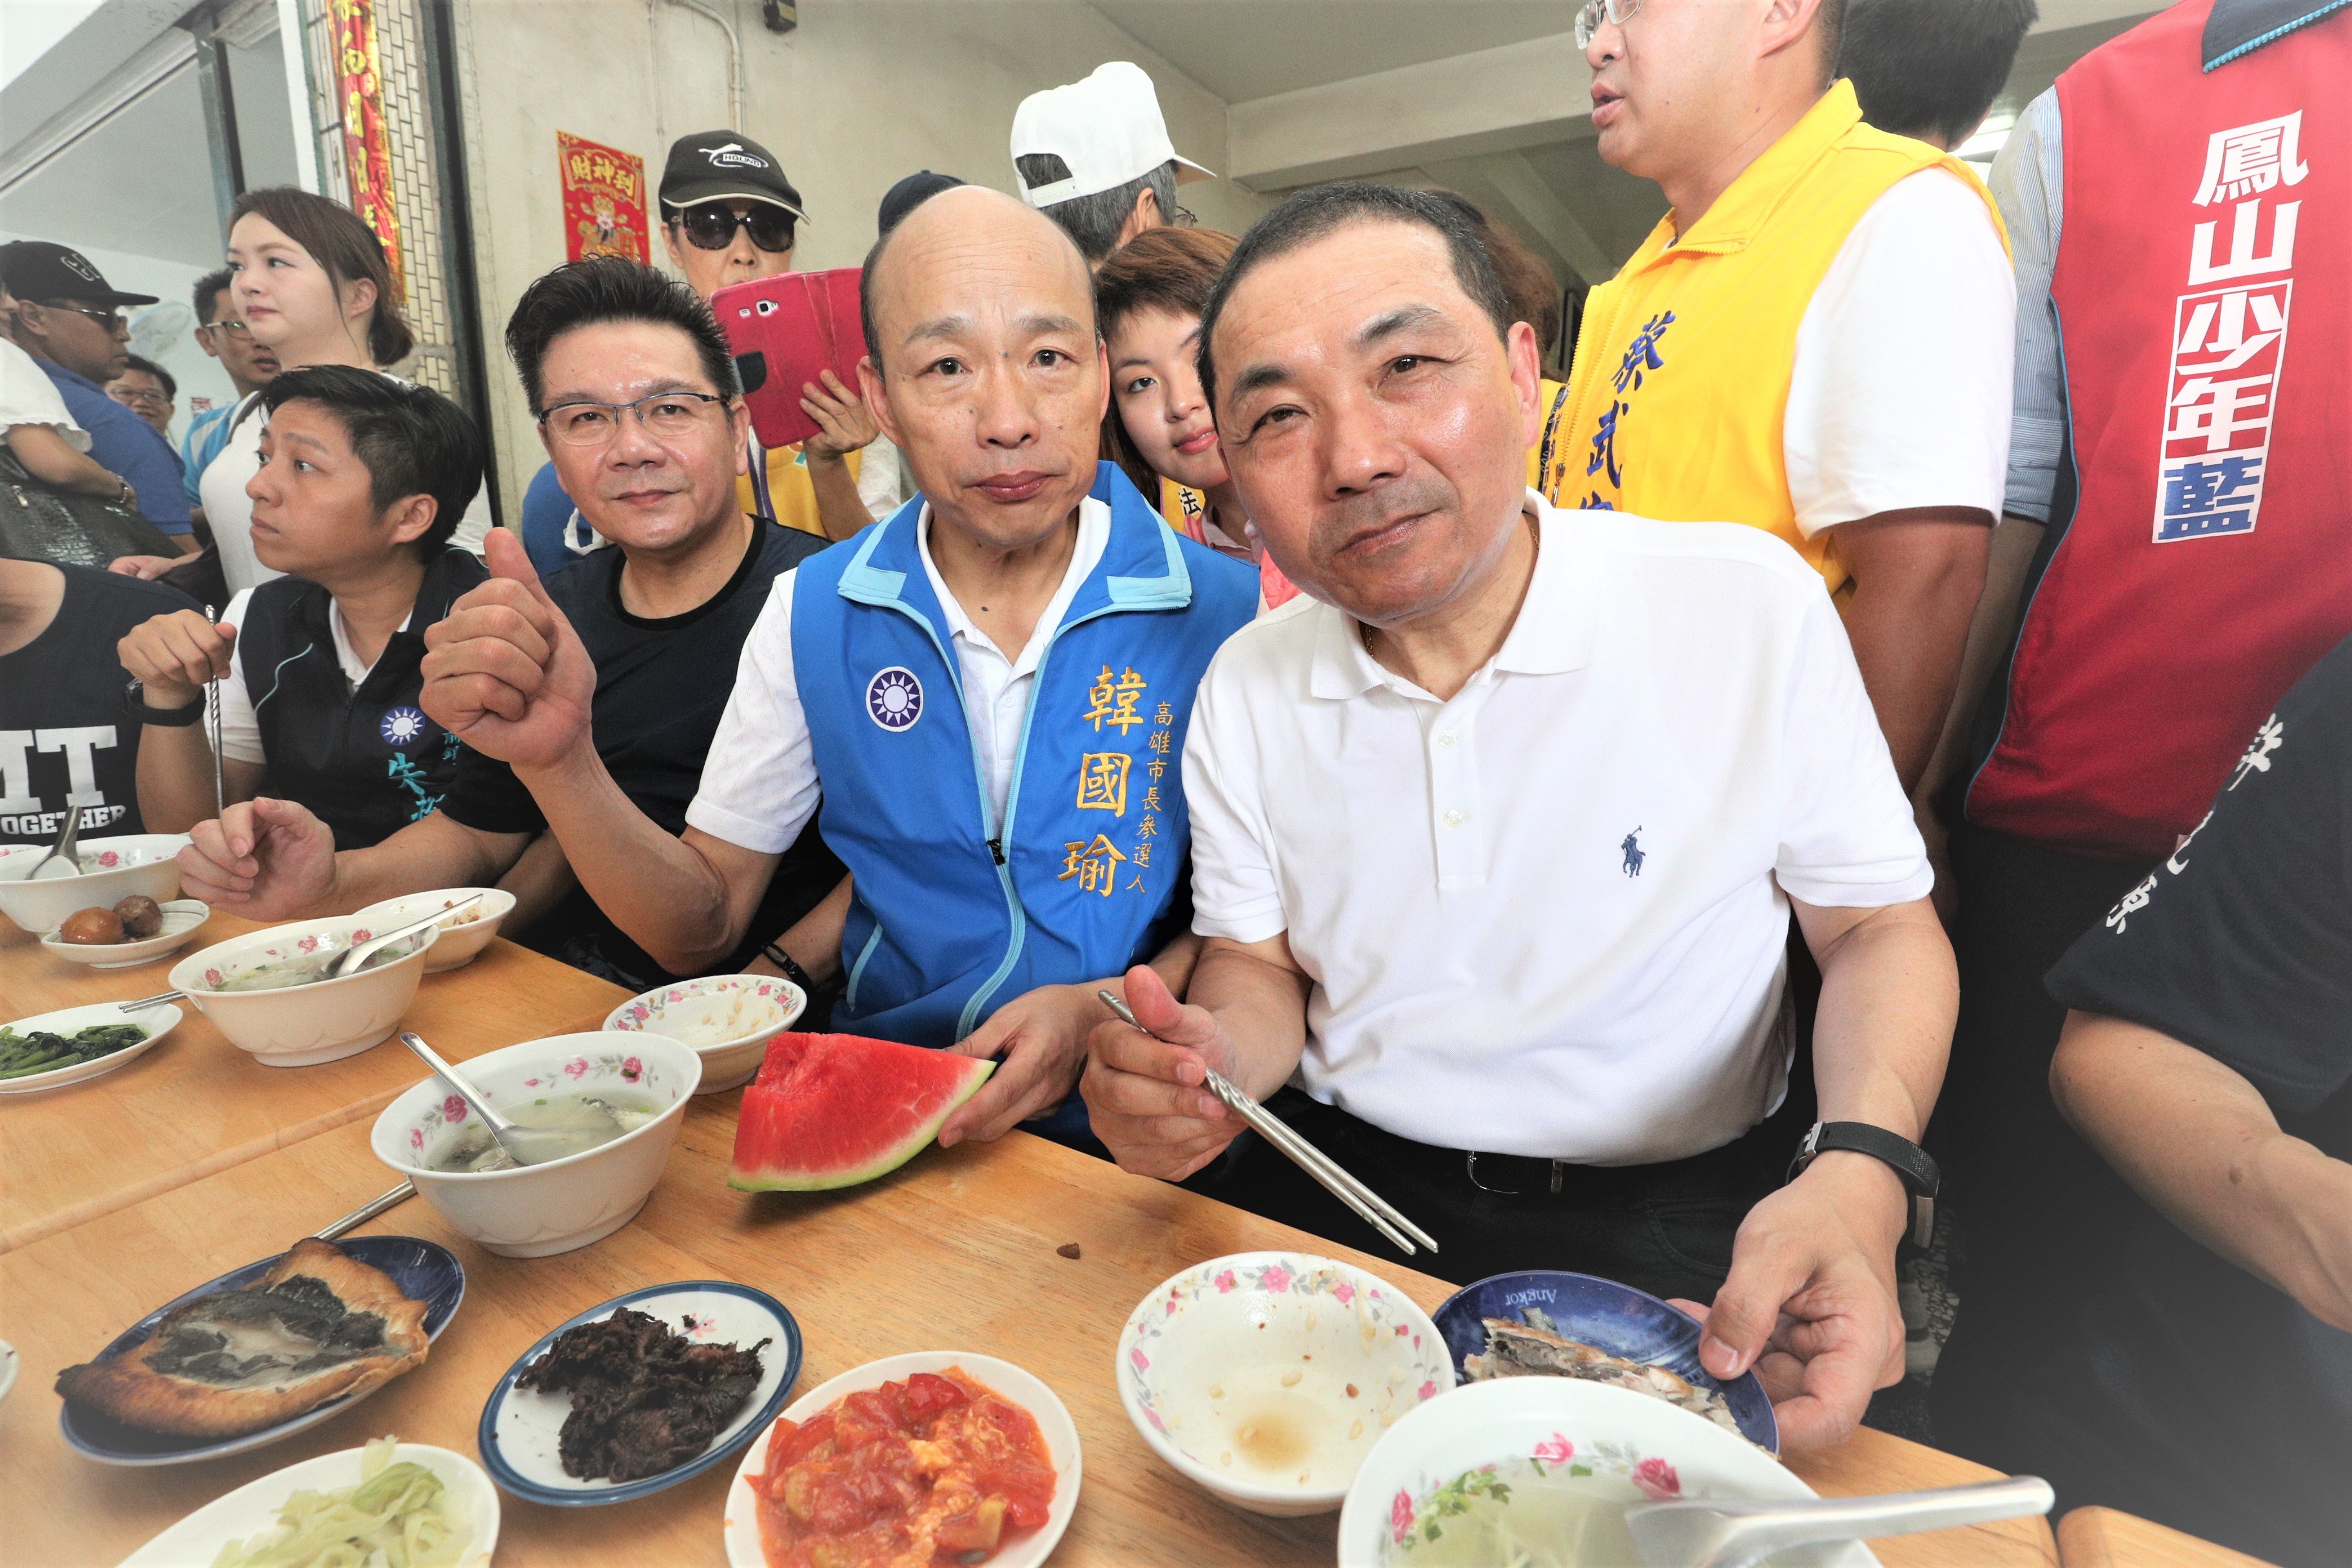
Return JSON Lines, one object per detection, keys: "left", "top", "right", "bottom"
{"left": 1186, "top": 936, "right": 1313, "bottom": 1100}
{"left": 1843, "top": 571, "right": 1984, "bottom": 793}
{"left": 1805, "top": 897, "right": 1954, "bottom": 1142}
{"left": 495, "top": 831, "right": 576, "bottom": 937}
{"left": 1917, "top": 513, "right": 2046, "bottom": 805}
{"left": 806, "top": 453, "right": 875, "bottom": 542}
{"left": 134, "top": 722, "right": 227, "bottom": 834}
{"left": 515, "top": 743, "right": 741, "bottom": 973}
{"left": 312, "top": 814, "right": 530, "bottom": 917}
{"left": 2053, "top": 1013, "right": 2352, "bottom": 1333}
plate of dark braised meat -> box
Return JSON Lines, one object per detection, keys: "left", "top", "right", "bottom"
{"left": 478, "top": 1281, "right": 802, "bottom": 1505}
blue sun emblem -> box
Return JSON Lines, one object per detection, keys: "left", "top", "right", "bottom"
{"left": 865, "top": 667, "right": 923, "bottom": 732}
{"left": 380, "top": 706, "right": 430, "bottom": 747}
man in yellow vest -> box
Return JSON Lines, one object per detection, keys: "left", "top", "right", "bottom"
{"left": 1562, "top": 0, "right": 2014, "bottom": 795}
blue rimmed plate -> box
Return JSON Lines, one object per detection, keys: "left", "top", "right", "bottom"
{"left": 1430, "top": 1270, "right": 1778, "bottom": 1453}
{"left": 478, "top": 1280, "right": 801, "bottom": 1506}
{"left": 59, "top": 1235, "right": 465, "bottom": 1466}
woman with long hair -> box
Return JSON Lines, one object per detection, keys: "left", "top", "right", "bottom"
{"left": 197, "top": 187, "right": 489, "bottom": 594}
{"left": 1095, "top": 226, "right": 1297, "bottom": 610}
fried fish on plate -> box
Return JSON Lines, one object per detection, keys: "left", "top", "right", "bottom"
{"left": 1464, "top": 1315, "right": 1745, "bottom": 1435}
{"left": 55, "top": 1238, "right": 429, "bottom": 1438}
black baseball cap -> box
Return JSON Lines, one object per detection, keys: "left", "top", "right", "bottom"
{"left": 659, "top": 131, "right": 808, "bottom": 222}
{"left": 877, "top": 170, "right": 965, "bottom": 237}
{"left": 0, "top": 241, "right": 158, "bottom": 308}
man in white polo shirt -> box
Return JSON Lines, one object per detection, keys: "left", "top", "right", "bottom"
{"left": 1082, "top": 184, "right": 1957, "bottom": 1451}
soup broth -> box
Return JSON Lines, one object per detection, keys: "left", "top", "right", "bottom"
{"left": 424, "top": 1093, "right": 657, "bottom": 1171}
{"left": 1401, "top": 1471, "right": 1647, "bottom": 1568}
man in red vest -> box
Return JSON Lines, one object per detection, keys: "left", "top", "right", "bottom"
{"left": 1933, "top": 0, "right": 2352, "bottom": 1481}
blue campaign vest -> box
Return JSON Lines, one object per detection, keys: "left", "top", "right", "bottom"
{"left": 790, "top": 464, "right": 1257, "bottom": 1046}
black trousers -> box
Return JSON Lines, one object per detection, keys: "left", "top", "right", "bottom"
{"left": 1928, "top": 822, "right": 2154, "bottom": 1462}
{"left": 1188, "top": 1086, "right": 1808, "bottom": 1300}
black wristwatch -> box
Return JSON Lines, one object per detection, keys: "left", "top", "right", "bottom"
{"left": 123, "top": 678, "right": 204, "bottom": 727}
{"left": 761, "top": 943, "right": 828, "bottom": 997}
{"left": 1788, "top": 1121, "right": 1941, "bottom": 1250}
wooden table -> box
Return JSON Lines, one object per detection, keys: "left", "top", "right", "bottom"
{"left": 0, "top": 913, "right": 630, "bottom": 1253}
{"left": 2057, "top": 1507, "right": 2278, "bottom": 1568}
{"left": 2, "top": 1103, "right": 2060, "bottom": 1567}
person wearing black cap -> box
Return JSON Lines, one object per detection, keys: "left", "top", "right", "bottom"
{"left": 0, "top": 242, "right": 194, "bottom": 543}
{"left": 877, "top": 170, "right": 965, "bottom": 237}
{"left": 520, "top": 131, "right": 899, "bottom": 568}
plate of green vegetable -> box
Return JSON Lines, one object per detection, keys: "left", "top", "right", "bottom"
{"left": 118, "top": 1436, "right": 496, "bottom": 1567}
{"left": 0, "top": 1001, "right": 179, "bottom": 1095}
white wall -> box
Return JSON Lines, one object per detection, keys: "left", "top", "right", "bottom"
{"left": 452, "top": 0, "right": 1268, "bottom": 520}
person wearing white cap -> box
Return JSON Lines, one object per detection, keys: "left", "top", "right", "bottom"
{"left": 1012, "top": 61, "right": 1214, "bottom": 264}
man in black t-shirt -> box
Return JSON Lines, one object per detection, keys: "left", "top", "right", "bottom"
{"left": 172, "top": 261, "right": 841, "bottom": 990}
{"left": 0, "top": 557, "right": 195, "bottom": 845}
{"left": 2005, "top": 634, "right": 2352, "bottom": 1568}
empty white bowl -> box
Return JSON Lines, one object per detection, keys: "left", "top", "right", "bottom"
{"left": 1337, "top": 1377, "right": 1875, "bottom": 1568}
{"left": 0, "top": 834, "right": 187, "bottom": 934}
{"left": 1118, "top": 1252, "right": 1456, "bottom": 1518}
{"left": 170, "top": 917, "right": 435, "bottom": 1066}
{"left": 371, "top": 1031, "right": 700, "bottom": 1257}
{"left": 603, "top": 973, "right": 805, "bottom": 1093}
{"left": 39, "top": 898, "right": 210, "bottom": 968}
{"left": 353, "top": 888, "right": 517, "bottom": 972}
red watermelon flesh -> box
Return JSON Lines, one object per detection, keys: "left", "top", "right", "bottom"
{"left": 728, "top": 1031, "right": 995, "bottom": 1191}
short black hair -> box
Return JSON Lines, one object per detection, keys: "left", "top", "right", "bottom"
{"left": 260, "top": 365, "right": 483, "bottom": 556}
{"left": 1015, "top": 155, "right": 1179, "bottom": 262}
{"left": 119, "top": 354, "right": 175, "bottom": 399}
{"left": 192, "top": 266, "right": 234, "bottom": 324}
{"left": 503, "top": 256, "right": 738, "bottom": 413}
{"left": 1196, "top": 182, "right": 1511, "bottom": 413}
{"left": 1840, "top": 0, "right": 2035, "bottom": 148}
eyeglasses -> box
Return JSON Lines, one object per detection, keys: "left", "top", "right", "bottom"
{"left": 113, "top": 385, "right": 172, "bottom": 409}
{"left": 1574, "top": 0, "right": 1643, "bottom": 48}
{"left": 537, "top": 390, "right": 730, "bottom": 446}
{"left": 672, "top": 202, "right": 796, "bottom": 253}
{"left": 41, "top": 302, "right": 130, "bottom": 337}
{"left": 199, "top": 318, "right": 253, "bottom": 340}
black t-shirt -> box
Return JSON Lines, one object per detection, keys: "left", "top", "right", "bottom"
{"left": 440, "top": 522, "right": 843, "bottom": 989}
{"left": 2035, "top": 632, "right": 2352, "bottom": 1566}
{"left": 0, "top": 564, "right": 198, "bottom": 845}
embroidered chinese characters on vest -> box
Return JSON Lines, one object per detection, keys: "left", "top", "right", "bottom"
{"left": 2157, "top": 113, "right": 2308, "bottom": 539}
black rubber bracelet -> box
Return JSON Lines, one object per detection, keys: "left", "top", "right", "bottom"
{"left": 761, "top": 943, "right": 823, "bottom": 995}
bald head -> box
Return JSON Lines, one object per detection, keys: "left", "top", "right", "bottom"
{"left": 859, "top": 185, "right": 1092, "bottom": 374}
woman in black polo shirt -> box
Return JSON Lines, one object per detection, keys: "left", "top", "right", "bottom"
{"left": 117, "top": 366, "right": 487, "bottom": 849}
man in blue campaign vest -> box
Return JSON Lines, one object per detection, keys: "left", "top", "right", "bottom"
{"left": 419, "top": 186, "right": 1257, "bottom": 1148}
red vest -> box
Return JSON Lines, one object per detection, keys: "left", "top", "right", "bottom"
{"left": 1965, "top": 1, "right": 2352, "bottom": 860}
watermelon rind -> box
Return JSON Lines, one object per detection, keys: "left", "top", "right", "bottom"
{"left": 728, "top": 1034, "right": 996, "bottom": 1193}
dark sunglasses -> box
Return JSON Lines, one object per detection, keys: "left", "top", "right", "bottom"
{"left": 673, "top": 202, "right": 796, "bottom": 253}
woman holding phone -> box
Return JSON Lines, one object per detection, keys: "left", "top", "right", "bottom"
{"left": 1095, "top": 226, "right": 1297, "bottom": 611}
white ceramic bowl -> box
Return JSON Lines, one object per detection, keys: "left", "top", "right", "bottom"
{"left": 39, "top": 897, "right": 210, "bottom": 968}
{"left": 169, "top": 917, "right": 435, "bottom": 1067}
{"left": 353, "top": 888, "right": 516, "bottom": 972}
{"left": 1118, "top": 1251, "right": 1455, "bottom": 1518}
{"left": 723, "top": 1351, "right": 1081, "bottom": 1568}
{"left": 1339, "top": 1377, "right": 1876, "bottom": 1568}
{"left": 0, "top": 834, "right": 187, "bottom": 934}
{"left": 119, "top": 1442, "right": 498, "bottom": 1568}
{"left": 603, "top": 973, "right": 805, "bottom": 1094}
{"left": 370, "top": 1031, "right": 700, "bottom": 1257}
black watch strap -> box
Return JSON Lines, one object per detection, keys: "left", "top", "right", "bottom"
{"left": 1789, "top": 1121, "right": 1941, "bottom": 1250}
{"left": 761, "top": 943, "right": 826, "bottom": 997}
{"left": 123, "top": 679, "right": 205, "bottom": 727}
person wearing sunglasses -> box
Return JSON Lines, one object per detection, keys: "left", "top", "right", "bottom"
{"left": 0, "top": 241, "right": 194, "bottom": 543}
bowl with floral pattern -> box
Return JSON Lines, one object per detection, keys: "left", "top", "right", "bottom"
{"left": 1116, "top": 1251, "right": 1455, "bottom": 1518}
{"left": 603, "top": 973, "right": 805, "bottom": 1094}
{"left": 370, "top": 1030, "right": 701, "bottom": 1257}
{"left": 1337, "top": 1377, "right": 1876, "bottom": 1568}
{"left": 0, "top": 832, "right": 188, "bottom": 934}
{"left": 168, "top": 915, "right": 436, "bottom": 1066}
{"left": 353, "top": 887, "right": 517, "bottom": 972}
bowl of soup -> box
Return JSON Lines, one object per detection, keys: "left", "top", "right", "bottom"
{"left": 352, "top": 888, "right": 516, "bottom": 972}
{"left": 169, "top": 916, "right": 436, "bottom": 1066}
{"left": 1337, "top": 1377, "right": 1876, "bottom": 1568}
{"left": 371, "top": 1032, "right": 701, "bottom": 1257}
{"left": 1118, "top": 1252, "right": 1455, "bottom": 1518}
{"left": 0, "top": 834, "right": 188, "bottom": 935}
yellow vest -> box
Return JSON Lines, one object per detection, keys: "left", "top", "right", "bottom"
{"left": 1558, "top": 81, "right": 2006, "bottom": 594}
{"left": 738, "top": 441, "right": 862, "bottom": 539}
{"left": 1528, "top": 377, "right": 1571, "bottom": 503}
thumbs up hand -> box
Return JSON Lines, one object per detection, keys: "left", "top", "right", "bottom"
{"left": 420, "top": 528, "right": 600, "bottom": 774}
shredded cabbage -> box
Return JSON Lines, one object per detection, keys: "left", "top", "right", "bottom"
{"left": 210, "top": 1436, "right": 471, "bottom": 1568}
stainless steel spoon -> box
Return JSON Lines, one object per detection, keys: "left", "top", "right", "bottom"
{"left": 397, "top": 1029, "right": 620, "bottom": 1168}
{"left": 26, "top": 806, "right": 81, "bottom": 881}
{"left": 115, "top": 896, "right": 476, "bottom": 1012}
{"left": 1626, "top": 1474, "right": 2054, "bottom": 1568}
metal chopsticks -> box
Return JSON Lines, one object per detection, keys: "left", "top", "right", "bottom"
{"left": 1096, "top": 989, "right": 1438, "bottom": 1257}
{"left": 206, "top": 605, "right": 226, "bottom": 818}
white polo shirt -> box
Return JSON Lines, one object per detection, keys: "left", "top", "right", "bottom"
{"left": 1184, "top": 496, "right": 1932, "bottom": 1165}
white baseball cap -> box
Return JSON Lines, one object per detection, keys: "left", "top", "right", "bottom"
{"left": 1010, "top": 61, "right": 1215, "bottom": 207}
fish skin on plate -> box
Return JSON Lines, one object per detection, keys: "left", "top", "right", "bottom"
{"left": 1465, "top": 1313, "right": 1745, "bottom": 1436}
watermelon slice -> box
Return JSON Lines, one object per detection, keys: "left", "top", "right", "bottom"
{"left": 728, "top": 1031, "right": 995, "bottom": 1191}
